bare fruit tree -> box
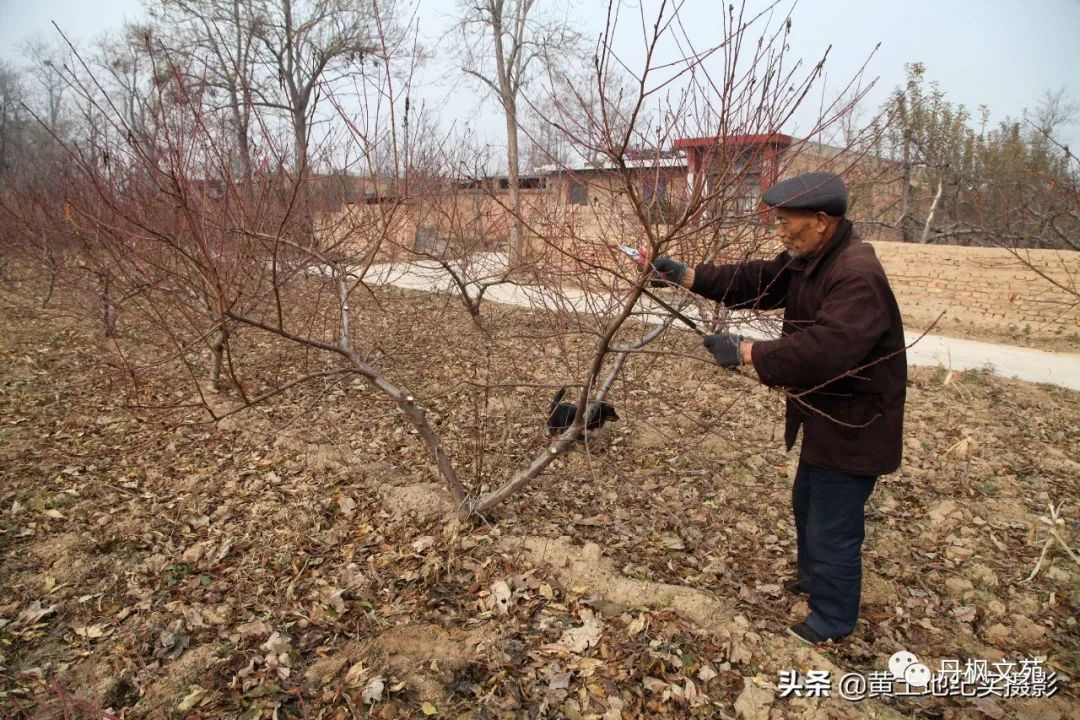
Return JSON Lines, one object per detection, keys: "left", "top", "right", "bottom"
{"left": 4, "top": 1, "right": 870, "bottom": 521}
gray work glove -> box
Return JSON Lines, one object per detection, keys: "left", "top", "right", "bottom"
{"left": 651, "top": 256, "right": 688, "bottom": 287}
{"left": 703, "top": 333, "right": 743, "bottom": 368}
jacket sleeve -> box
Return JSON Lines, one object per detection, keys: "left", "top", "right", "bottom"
{"left": 750, "top": 269, "right": 893, "bottom": 388}
{"left": 689, "top": 252, "right": 791, "bottom": 310}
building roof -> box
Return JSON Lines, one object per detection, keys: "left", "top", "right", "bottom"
{"left": 536, "top": 154, "right": 688, "bottom": 174}
{"left": 674, "top": 133, "right": 794, "bottom": 150}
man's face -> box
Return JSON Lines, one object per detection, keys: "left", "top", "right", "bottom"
{"left": 774, "top": 209, "right": 829, "bottom": 257}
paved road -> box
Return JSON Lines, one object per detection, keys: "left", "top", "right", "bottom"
{"left": 353, "top": 256, "right": 1080, "bottom": 391}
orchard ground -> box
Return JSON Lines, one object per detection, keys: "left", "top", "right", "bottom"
{"left": 1, "top": 285, "right": 1078, "bottom": 719}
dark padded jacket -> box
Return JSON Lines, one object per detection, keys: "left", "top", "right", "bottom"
{"left": 691, "top": 219, "right": 906, "bottom": 476}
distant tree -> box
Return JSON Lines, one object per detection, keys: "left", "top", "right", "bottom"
{"left": 452, "top": 0, "right": 583, "bottom": 266}
{"left": 247, "top": 0, "right": 390, "bottom": 174}
{"left": 520, "top": 90, "right": 571, "bottom": 172}
{"left": 0, "top": 62, "right": 26, "bottom": 174}
{"left": 874, "top": 64, "right": 1078, "bottom": 250}
{"left": 147, "top": 0, "right": 265, "bottom": 189}
{"left": 879, "top": 63, "right": 974, "bottom": 242}
{"left": 19, "top": 38, "right": 70, "bottom": 132}
{"left": 1028, "top": 87, "right": 1079, "bottom": 144}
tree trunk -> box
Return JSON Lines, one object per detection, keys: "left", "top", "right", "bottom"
{"left": 899, "top": 131, "right": 914, "bottom": 243}
{"left": 41, "top": 249, "right": 58, "bottom": 307}
{"left": 237, "top": 128, "right": 253, "bottom": 194}
{"left": 292, "top": 106, "right": 315, "bottom": 245}
{"left": 229, "top": 90, "right": 253, "bottom": 193}
{"left": 232, "top": 0, "right": 254, "bottom": 193}
{"left": 100, "top": 271, "right": 117, "bottom": 338}
{"left": 209, "top": 326, "right": 228, "bottom": 391}
{"left": 42, "top": 272, "right": 56, "bottom": 308}
{"left": 293, "top": 109, "right": 308, "bottom": 174}
{"left": 504, "top": 104, "right": 525, "bottom": 267}
{"left": 920, "top": 179, "right": 944, "bottom": 244}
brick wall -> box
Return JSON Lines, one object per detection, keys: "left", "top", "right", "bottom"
{"left": 325, "top": 194, "right": 1079, "bottom": 349}
{"left": 871, "top": 240, "right": 1079, "bottom": 344}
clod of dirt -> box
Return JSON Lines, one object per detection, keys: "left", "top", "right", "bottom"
{"left": 378, "top": 483, "right": 453, "bottom": 520}
{"left": 499, "top": 535, "right": 734, "bottom": 634}
{"left": 304, "top": 623, "right": 488, "bottom": 709}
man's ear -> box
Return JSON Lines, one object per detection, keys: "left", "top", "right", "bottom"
{"left": 814, "top": 212, "right": 829, "bottom": 234}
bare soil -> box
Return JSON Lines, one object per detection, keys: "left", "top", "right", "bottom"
{"left": 900, "top": 304, "right": 1079, "bottom": 354}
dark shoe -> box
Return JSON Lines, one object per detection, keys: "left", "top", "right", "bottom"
{"left": 788, "top": 621, "right": 848, "bottom": 646}
{"left": 784, "top": 579, "right": 809, "bottom": 596}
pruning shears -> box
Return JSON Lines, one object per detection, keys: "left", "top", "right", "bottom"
{"left": 617, "top": 245, "right": 706, "bottom": 336}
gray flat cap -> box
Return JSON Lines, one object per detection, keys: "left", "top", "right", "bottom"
{"left": 762, "top": 171, "right": 847, "bottom": 216}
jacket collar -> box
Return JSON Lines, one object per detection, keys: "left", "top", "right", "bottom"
{"left": 790, "top": 218, "right": 853, "bottom": 276}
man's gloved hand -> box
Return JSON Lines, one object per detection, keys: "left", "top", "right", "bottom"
{"left": 703, "top": 333, "right": 743, "bottom": 368}
{"left": 650, "top": 256, "right": 688, "bottom": 287}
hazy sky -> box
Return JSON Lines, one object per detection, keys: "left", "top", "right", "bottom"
{"left": 1, "top": 0, "right": 1078, "bottom": 147}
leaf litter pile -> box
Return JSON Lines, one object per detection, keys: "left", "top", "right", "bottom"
{"left": 1, "top": 286, "right": 1078, "bottom": 719}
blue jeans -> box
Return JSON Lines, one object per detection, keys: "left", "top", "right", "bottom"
{"left": 792, "top": 461, "right": 877, "bottom": 638}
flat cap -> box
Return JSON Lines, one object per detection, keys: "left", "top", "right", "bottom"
{"left": 762, "top": 171, "right": 847, "bottom": 216}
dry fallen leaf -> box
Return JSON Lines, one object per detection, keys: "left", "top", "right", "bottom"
{"left": 362, "top": 675, "right": 385, "bottom": 704}
{"left": 260, "top": 631, "right": 291, "bottom": 654}
{"left": 560, "top": 610, "right": 601, "bottom": 654}
{"left": 490, "top": 580, "right": 512, "bottom": 615}
{"left": 234, "top": 620, "right": 269, "bottom": 638}
{"left": 952, "top": 604, "right": 977, "bottom": 623}
{"left": 547, "top": 671, "right": 572, "bottom": 690}
{"left": 338, "top": 496, "right": 357, "bottom": 517}
{"left": 697, "top": 664, "right": 718, "bottom": 684}
{"left": 176, "top": 686, "right": 207, "bottom": 712}
{"left": 73, "top": 624, "right": 108, "bottom": 639}
{"left": 945, "top": 436, "right": 978, "bottom": 459}
{"left": 203, "top": 606, "right": 228, "bottom": 624}
{"left": 421, "top": 701, "right": 438, "bottom": 716}
{"left": 157, "top": 629, "right": 191, "bottom": 660}
{"left": 642, "top": 676, "right": 668, "bottom": 693}
{"left": 15, "top": 601, "right": 58, "bottom": 627}
{"left": 411, "top": 535, "right": 435, "bottom": 553}
{"left": 660, "top": 533, "right": 685, "bottom": 551}
{"left": 181, "top": 542, "right": 204, "bottom": 564}
{"left": 970, "top": 697, "right": 1006, "bottom": 719}
{"left": 322, "top": 587, "right": 346, "bottom": 614}
{"left": 734, "top": 677, "right": 774, "bottom": 720}
{"left": 345, "top": 660, "right": 367, "bottom": 688}
{"left": 729, "top": 637, "right": 753, "bottom": 666}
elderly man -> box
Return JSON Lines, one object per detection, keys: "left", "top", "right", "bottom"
{"left": 653, "top": 171, "right": 906, "bottom": 644}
